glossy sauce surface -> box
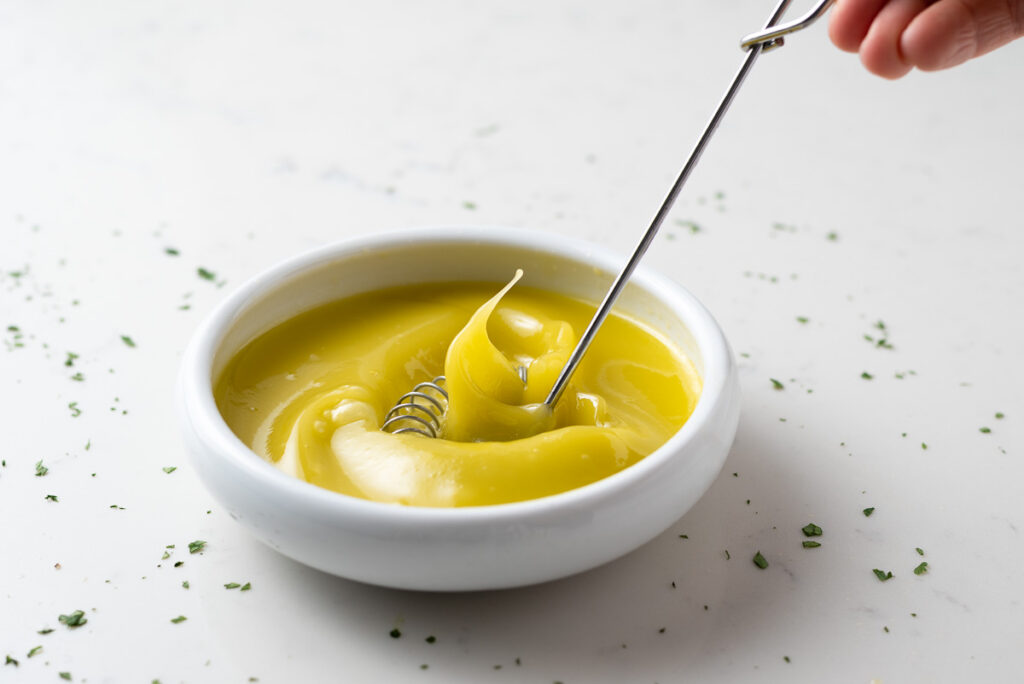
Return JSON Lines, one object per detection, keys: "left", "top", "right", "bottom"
{"left": 215, "top": 277, "right": 702, "bottom": 506}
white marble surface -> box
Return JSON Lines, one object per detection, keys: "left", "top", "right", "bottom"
{"left": 2, "top": 1, "right": 1022, "bottom": 682}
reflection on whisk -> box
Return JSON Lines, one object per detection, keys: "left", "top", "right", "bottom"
{"left": 380, "top": 377, "right": 449, "bottom": 437}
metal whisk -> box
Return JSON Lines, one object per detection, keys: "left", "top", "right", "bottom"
{"left": 381, "top": 366, "right": 528, "bottom": 438}
{"left": 383, "top": 0, "right": 834, "bottom": 438}
{"left": 380, "top": 377, "right": 449, "bottom": 437}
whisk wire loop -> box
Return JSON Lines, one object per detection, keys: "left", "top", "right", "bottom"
{"left": 381, "top": 377, "right": 449, "bottom": 438}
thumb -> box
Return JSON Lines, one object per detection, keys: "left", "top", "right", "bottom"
{"left": 900, "top": 0, "right": 1024, "bottom": 71}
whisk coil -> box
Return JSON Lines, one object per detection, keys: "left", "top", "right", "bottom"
{"left": 380, "top": 377, "right": 449, "bottom": 437}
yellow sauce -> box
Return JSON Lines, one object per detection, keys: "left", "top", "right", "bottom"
{"left": 215, "top": 274, "right": 702, "bottom": 507}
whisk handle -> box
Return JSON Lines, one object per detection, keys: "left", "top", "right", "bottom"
{"left": 543, "top": 0, "right": 824, "bottom": 409}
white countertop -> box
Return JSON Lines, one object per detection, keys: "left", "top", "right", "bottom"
{"left": 2, "top": 1, "right": 1022, "bottom": 682}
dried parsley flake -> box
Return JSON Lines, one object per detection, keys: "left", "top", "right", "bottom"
{"left": 801, "top": 523, "right": 823, "bottom": 537}
{"left": 58, "top": 610, "right": 88, "bottom": 628}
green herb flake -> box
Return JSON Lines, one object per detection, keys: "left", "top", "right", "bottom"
{"left": 796, "top": 316, "right": 809, "bottom": 324}
{"left": 913, "top": 562, "right": 929, "bottom": 575}
{"left": 389, "top": 628, "right": 402, "bottom": 639}
{"left": 979, "top": 427, "right": 991, "bottom": 434}
{"left": 425, "top": 636, "right": 436, "bottom": 644}
{"left": 68, "top": 401, "right": 81, "bottom": 417}
{"left": 995, "top": 412, "right": 1004, "bottom": 420}
{"left": 4, "top": 654, "right": 17, "bottom": 666}
{"left": 120, "top": 335, "right": 136, "bottom": 348}
{"left": 861, "top": 371, "right": 873, "bottom": 380}
{"left": 173, "top": 561, "right": 184, "bottom": 568}
{"left": 872, "top": 568, "right": 893, "bottom": 582}
{"left": 462, "top": 201, "right": 477, "bottom": 210}
{"left": 35, "top": 460, "right": 48, "bottom": 477}
{"left": 915, "top": 547, "right": 925, "bottom": 556}
{"left": 58, "top": 610, "right": 88, "bottom": 628}
{"left": 188, "top": 540, "right": 207, "bottom": 554}
{"left": 165, "top": 247, "right": 180, "bottom": 256}
{"left": 801, "top": 523, "right": 823, "bottom": 537}
{"left": 64, "top": 351, "right": 79, "bottom": 367}
{"left": 170, "top": 615, "right": 187, "bottom": 624}
{"left": 784, "top": 656, "right": 791, "bottom": 663}
{"left": 59, "top": 672, "right": 72, "bottom": 680}
{"left": 674, "top": 219, "right": 701, "bottom": 234}
{"left": 70, "top": 372, "right": 84, "bottom": 382}
{"left": 182, "top": 581, "right": 190, "bottom": 589}
{"left": 162, "top": 466, "right": 177, "bottom": 474}
{"left": 224, "top": 582, "right": 241, "bottom": 589}
{"left": 678, "top": 534, "right": 689, "bottom": 539}
{"left": 802, "top": 541, "right": 821, "bottom": 548}
{"left": 197, "top": 267, "right": 216, "bottom": 281}
{"left": 752, "top": 551, "right": 769, "bottom": 569}
{"left": 240, "top": 582, "right": 251, "bottom": 591}
{"left": 44, "top": 494, "right": 58, "bottom": 502}
{"left": 770, "top": 378, "right": 784, "bottom": 390}
{"left": 921, "top": 442, "right": 928, "bottom": 450}
{"left": 26, "top": 646, "right": 42, "bottom": 658}
{"left": 37, "top": 628, "right": 53, "bottom": 635}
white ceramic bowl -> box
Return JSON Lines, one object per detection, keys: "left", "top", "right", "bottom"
{"left": 177, "top": 227, "right": 740, "bottom": 591}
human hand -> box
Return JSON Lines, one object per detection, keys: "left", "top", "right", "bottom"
{"left": 828, "top": 0, "right": 1024, "bottom": 78}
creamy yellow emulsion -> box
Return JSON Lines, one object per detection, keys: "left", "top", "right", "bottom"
{"left": 215, "top": 274, "right": 702, "bottom": 507}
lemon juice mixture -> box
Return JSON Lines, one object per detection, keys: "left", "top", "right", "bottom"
{"left": 215, "top": 275, "right": 701, "bottom": 506}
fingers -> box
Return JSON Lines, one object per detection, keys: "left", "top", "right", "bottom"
{"left": 829, "top": 0, "right": 891, "bottom": 51}
{"left": 858, "top": 0, "right": 933, "bottom": 78}
{"left": 901, "top": 0, "right": 1024, "bottom": 71}
{"left": 829, "top": 0, "right": 1024, "bottom": 78}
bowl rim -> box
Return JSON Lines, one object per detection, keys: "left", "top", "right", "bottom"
{"left": 178, "top": 225, "right": 733, "bottom": 525}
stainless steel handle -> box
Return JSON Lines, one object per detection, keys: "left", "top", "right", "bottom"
{"left": 741, "top": 0, "right": 836, "bottom": 51}
{"left": 542, "top": 0, "right": 834, "bottom": 409}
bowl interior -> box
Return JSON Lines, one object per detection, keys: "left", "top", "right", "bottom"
{"left": 210, "top": 234, "right": 706, "bottom": 387}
